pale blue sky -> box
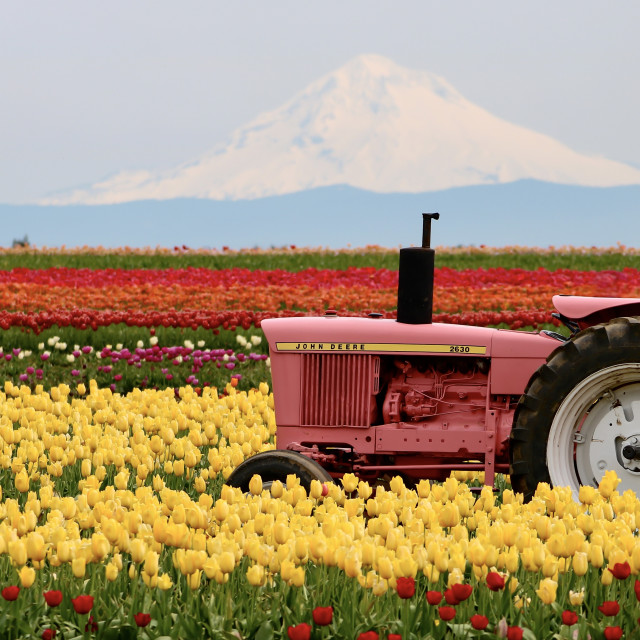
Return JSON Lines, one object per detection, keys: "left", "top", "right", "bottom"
{"left": 1, "top": 1, "right": 639, "bottom": 204}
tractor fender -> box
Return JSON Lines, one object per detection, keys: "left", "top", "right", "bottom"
{"left": 553, "top": 295, "right": 640, "bottom": 330}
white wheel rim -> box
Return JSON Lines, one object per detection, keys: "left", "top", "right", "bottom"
{"left": 547, "top": 363, "right": 640, "bottom": 501}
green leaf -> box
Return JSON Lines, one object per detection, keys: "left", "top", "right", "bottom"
{"left": 254, "top": 620, "right": 274, "bottom": 640}
{"left": 103, "top": 626, "right": 137, "bottom": 640}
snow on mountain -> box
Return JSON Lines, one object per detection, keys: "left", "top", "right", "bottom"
{"left": 43, "top": 54, "right": 640, "bottom": 205}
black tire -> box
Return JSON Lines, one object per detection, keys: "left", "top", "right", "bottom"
{"left": 510, "top": 317, "right": 640, "bottom": 501}
{"left": 226, "top": 450, "right": 333, "bottom": 492}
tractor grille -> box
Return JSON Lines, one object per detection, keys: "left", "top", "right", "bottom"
{"left": 300, "top": 354, "right": 379, "bottom": 427}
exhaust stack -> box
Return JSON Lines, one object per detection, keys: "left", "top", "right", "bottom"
{"left": 396, "top": 213, "right": 439, "bottom": 324}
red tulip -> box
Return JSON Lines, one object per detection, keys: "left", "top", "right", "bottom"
{"left": 396, "top": 577, "right": 415, "bottom": 599}
{"left": 84, "top": 616, "right": 98, "bottom": 632}
{"left": 43, "top": 590, "right": 63, "bottom": 607}
{"left": 635, "top": 579, "right": 640, "bottom": 602}
{"left": 438, "top": 606, "right": 456, "bottom": 621}
{"left": 1, "top": 586, "right": 20, "bottom": 601}
{"left": 41, "top": 630, "right": 56, "bottom": 640}
{"left": 486, "top": 572, "right": 506, "bottom": 591}
{"left": 357, "top": 633, "right": 379, "bottom": 640}
{"left": 598, "top": 601, "right": 620, "bottom": 617}
{"left": 312, "top": 607, "right": 333, "bottom": 626}
{"left": 444, "top": 587, "right": 459, "bottom": 605}
{"left": 287, "top": 623, "right": 311, "bottom": 640}
{"left": 388, "top": 635, "right": 402, "bottom": 640}
{"left": 470, "top": 614, "right": 489, "bottom": 630}
{"left": 507, "top": 626, "right": 524, "bottom": 640}
{"left": 134, "top": 613, "right": 152, "bottom": 627}
{"left": 72, "top": 594, "right": 94, "bottom": 614}
{"left": 604, "top": 627, "right": 623, "bottom": 640}
{"left": 561, "top": 610, "right": 578, "bottom": 626}
{"left": 611, "top": 562, "right": 631, "bottom": 580}
{"left": 451, "top": 583, "right": 473, "bottom": 602}
{"left": 426, "top": 590, "right": 443, "bottom": 605}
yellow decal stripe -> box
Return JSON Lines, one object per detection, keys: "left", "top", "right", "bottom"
{"left": 276, "top": 342, "right": 487, "bottom": 355}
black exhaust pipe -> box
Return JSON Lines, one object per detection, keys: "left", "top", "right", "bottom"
{"left": 396, "top": 213, "right": 439, "bottom": 324}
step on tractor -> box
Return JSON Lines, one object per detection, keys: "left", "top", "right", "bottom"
{"left": 228, "top": 214, "right": 640, "bottom": 501}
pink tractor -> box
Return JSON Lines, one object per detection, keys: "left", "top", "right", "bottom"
{"left": 228, "top": 215, "right": 640, "bottom": 500}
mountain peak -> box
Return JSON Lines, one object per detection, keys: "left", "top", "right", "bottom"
{"left": 43, "top": 55, "right": 640, "bottom": 205}
{"left": 338, "top": 53, "right": 409, "bottom": 76}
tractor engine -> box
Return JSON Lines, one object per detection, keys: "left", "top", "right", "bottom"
{"left": 382, "top": 356, "right": 489, "bottom": 427}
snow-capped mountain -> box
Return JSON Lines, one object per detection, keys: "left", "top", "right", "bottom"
{"left": 43, "top": 54, "right": 640, "bottom": 205}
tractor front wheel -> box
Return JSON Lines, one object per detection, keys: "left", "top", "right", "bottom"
{"left": 226, "top": 450, "right": 333, "bottom": 493}
{"left": 510, "top": 317, "right": 640, "bottom": 501}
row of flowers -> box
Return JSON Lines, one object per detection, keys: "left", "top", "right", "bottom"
{"left": 0, "top": 282, "right": 632, "bottom": 316}
{"left": 0, "top": 308, "right": 560, "bottom": 334}
{"left": 1, "top": 379, "right": 640, "bottom": 636}
{"left": 0, "top": 332, "right": 269, "bottom": 395}
{"left": 1, "top": 265, "right": 639, "bottom": 289}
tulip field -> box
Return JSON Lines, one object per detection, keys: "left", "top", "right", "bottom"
{"left": 1, "top": 244, "right": 640, "bottom": 640}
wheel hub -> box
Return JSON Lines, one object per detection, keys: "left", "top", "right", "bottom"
{"left": 619, "top": 436, "right": 640, "bottom": 471}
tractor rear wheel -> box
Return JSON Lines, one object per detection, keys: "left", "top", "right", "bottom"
{"left": 510, "top": 317, "right": 640, "bottom": 501}
{"left": 226, "top": 450, "right": 333, "bottom": 493}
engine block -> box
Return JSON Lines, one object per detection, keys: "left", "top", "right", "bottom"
{"left": 382, "top": 356, "right": 489, "bottom": 428}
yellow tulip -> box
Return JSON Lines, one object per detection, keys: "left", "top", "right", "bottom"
{"left": 273, "top": 521, "right": 290, "bottom": 545}
{"left": 72, "top": 557, "right": 86, "bottom": 578}
{"left": 91, "top": 533, "right": 110, "bottom": 561}
{"left": 187, "top": 570, "right": 202, "bottom": 590}
{"left": 541, "top": 555, "right": 558, "bottom": 578}
{"left": 9, "top": 540, "right": 27, "bottom": 566}
{"left": 105, "top": 562, "right": 119, "bottom": 582}
{"left": 569, "top": 589, "right": 585, "bottom": 606}
{"left": 578, "top": 485, "right": 597, "bottom": 505}
{"left": 157, "top": 573, "right": 173, "bottom": 590}
{"left": 571, "top": 551, "right": 589, "bottom": 576}
{"left": 130, "top": 539, "right": 147, "bottom": 563}
{"left": 357, "top": 481, "right": 373, "bottom": 500}
{"left": 598, "top": 470, "right": 620, "bottom": 499}
{"left": 341, "top": 473, "right": 358, "bottom": 493}
{"left": 26, "top": 533, "right": 46, "bottom": 562}
{"left": 218, "top": 551, "right": 235, "bottom": 574}
{"left": 535, "top": 578, "right": 557, "bottom": 604}
{"left": 184, "top": 451, "right": 197, "bottom": 469}
{"left": 601, "top": 568, "right": 613, "bottom": 586}
{"left": 173, "top": 460, "right": 185, "bottom": 477}
{"left": 246, "top": 564, "right": 265, "bottom": 586}
{"left": 214, "top": 499, "right": 229, "bottom": 522}
{"left": 377, "top": 556, "right": 394, "bottom": 580}
{"left": 19, "top": 566, "right": 36, "bottom": 588}
{"left": 344, "top": 499, "right": 360, "bottom": 519}
{"left": 344, "top": 551, "right": 362, "bottom": 579}
{"left": 143, "top": 550, "right": 159, "bottom": 577}
{"left": 270, "top": 480, "right": 284, "bottom": 498}
{"left": 289, "top": 566, "right": 305, "bottom": 587}
{"left": 589, "top": 544, "right": 604, "bottom": 569}
{"left": 15, "top": 470, "right": 29, "bottom": 493}
{"left": 81, "top": 459, "right": 92, "bottom": 477}
{"left": 194, "top": 476, "right": 206, "bottom": 494}
{"left": 438, "top": 503, "right": 460, "bottom": 528}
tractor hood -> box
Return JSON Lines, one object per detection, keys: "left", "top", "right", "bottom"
{"left": 262, "top": 316, "right": 493, "bottom": 356}
{"left": 261, "top": 316, "right": 558, "bottom": 361}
